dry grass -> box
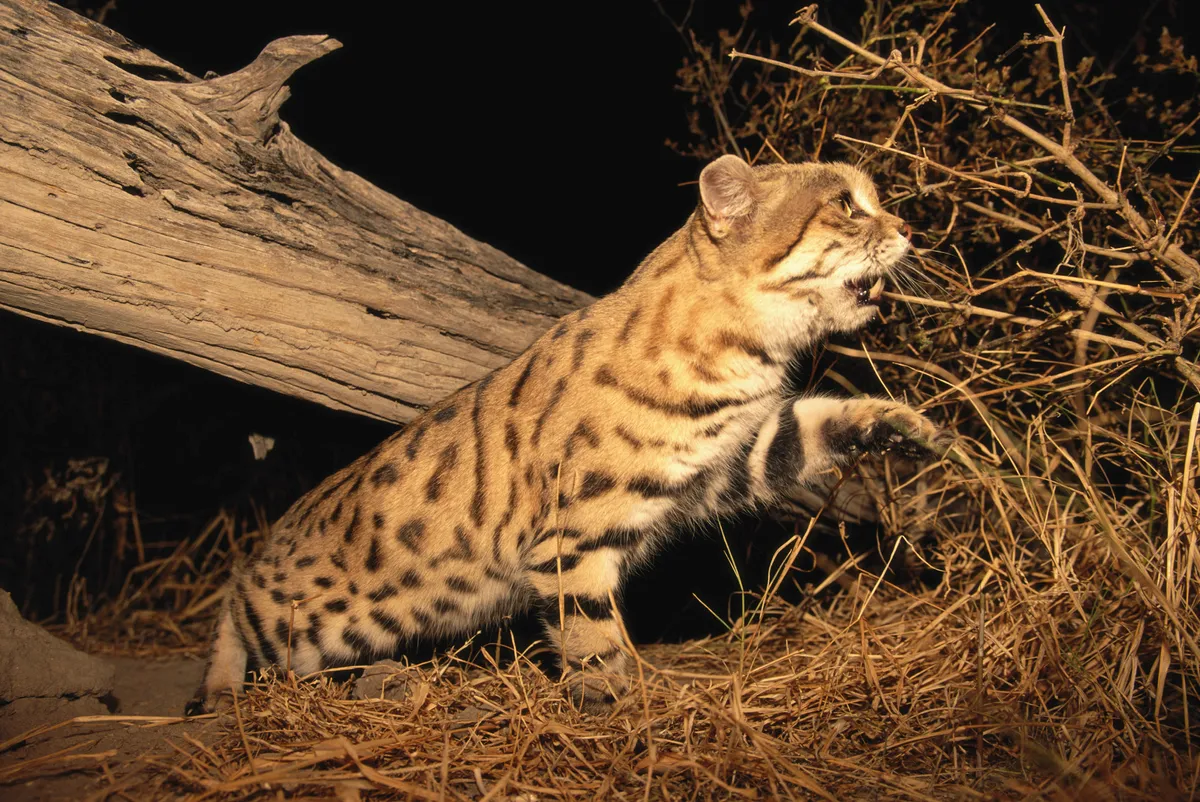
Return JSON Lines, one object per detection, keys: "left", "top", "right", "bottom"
{"left": 97, "top": 550, "right": 1200, "bottom": 799}
{"left": 16, "top": 1, "right": 1200, "bottom": 798}
{"left": 52, "top": 508, "right": 252, "bottom": 659}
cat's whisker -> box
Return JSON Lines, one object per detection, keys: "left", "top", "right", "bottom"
{"left": 895, "top": 255, "right": 948, "bottom": 301}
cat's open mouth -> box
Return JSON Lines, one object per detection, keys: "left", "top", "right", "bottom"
{"left": 845, "top": 275, "right": 885, "bottom": 306}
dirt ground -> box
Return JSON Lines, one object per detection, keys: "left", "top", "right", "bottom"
{"left": 1, "top": 656, "right": 212, "bottom": 801}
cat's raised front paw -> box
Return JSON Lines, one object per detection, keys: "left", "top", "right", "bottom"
{"left": 841, "top": 401, "right": 948, "bottom": 460}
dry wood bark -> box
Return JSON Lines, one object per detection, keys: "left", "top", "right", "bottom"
{"left": 0, "top": 0, "right": 592, "bottom": 423}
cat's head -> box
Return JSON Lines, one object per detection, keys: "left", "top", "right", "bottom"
{"left": 696, "top": 155, "right": 910, "bottom": 343}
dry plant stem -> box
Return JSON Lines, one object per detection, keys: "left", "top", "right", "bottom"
{"left": 0, "top": 743, "right": 118, "bottom": 783}
{"left": 1044, "top": 279, "right": 1200, "bottom": 393}
{"left": 1034, "top": 4, "right": 1074, "bottom": 150}
{"left": 1164, "top": 170, "right": 1200, "bottom": 248}
{"left": 1061, "top": 445, "right": 1200, "bottom": 670}
{"left": 921, "top": 176, "right": 1199, "bottom": 392}
{"left": 737, "top": 5, "right": 1200, "bottom": 284}
{"left": 606, "top": 589, "right": 657, "bottom": 802}
{"left": 882, "top": 291, "right": 1145, "bottom": 352}
{"left": 961, "top": 201, "right": 1140, "bottom": 261}
{"left": 1072, "top": 268, "right": 1119, "bottom": 468}
{"left": 0, "top": 715, "right": 196, "bottom": 755}
{"left": 833, "top": 134, "right": 1113, "bottom": 208}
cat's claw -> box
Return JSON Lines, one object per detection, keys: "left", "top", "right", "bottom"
{"left": 854, "top": 402, "right": 948, "bottom": 460}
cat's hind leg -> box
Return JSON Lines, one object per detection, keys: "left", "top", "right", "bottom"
{"left": 185, "top": 592, "right": 247, "bottom": 715}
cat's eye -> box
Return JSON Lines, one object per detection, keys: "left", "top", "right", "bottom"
{"left": 835, "top": 194, "right": 868, "bottom": 220}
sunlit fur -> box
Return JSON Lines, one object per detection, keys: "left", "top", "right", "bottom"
{"left": 191, "top": 156, "right": 945, "bottom": 714}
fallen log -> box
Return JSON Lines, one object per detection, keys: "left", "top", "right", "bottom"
{"left": 0, "top": 0, "right": 592, "bottom": 423}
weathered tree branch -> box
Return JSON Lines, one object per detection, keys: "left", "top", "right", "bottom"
{"left": 0, "top": 0, "right": 592, "bottom": 423}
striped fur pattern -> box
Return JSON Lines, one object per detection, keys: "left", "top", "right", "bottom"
{"left": 190, "top": 155, "right": 945, "bottom": 713}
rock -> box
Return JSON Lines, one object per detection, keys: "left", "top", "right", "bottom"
{"left": 352, "top": 660, "right": 410, "bottom": 701}
{"left": 450, "top": 704, "right": 491, "bottom": 724}
{"left": 0, "top": 589, "right": 114, "bottom": 702}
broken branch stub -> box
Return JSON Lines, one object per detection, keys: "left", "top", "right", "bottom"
{"left": 169, "top": 34, "right": 343, "bottom": 143}
{"left": 0, "top": 0, "right": 592, "bottom": 423}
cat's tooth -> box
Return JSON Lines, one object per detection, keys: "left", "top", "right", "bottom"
{"left": 868, "top": 278, "right": 884, "bottom": 302}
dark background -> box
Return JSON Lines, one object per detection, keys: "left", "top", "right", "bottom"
{"left": 3, "top": 0, "right": 1189, "bottom": 641}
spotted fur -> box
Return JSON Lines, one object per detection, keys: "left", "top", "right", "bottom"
{"left": 189, "top": 156, "right": 946, "bottom": 714}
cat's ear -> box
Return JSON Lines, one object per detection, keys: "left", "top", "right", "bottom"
{"left": 699, "top": 155, "right": 757, "bottom": 236}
